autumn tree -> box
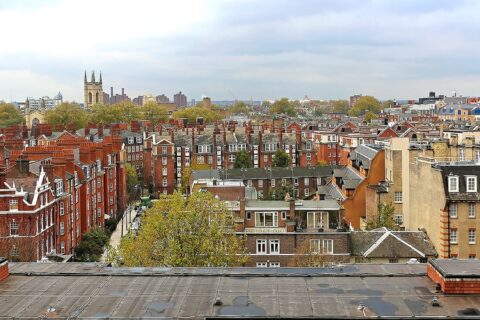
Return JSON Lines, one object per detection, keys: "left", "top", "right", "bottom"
{"left": 382, "top": 99, "right": 396, "bottom": 109}
{"left": 126, "top": 163, "right": 139, "bottom": 204}
{"left": 331, "top": 100, "right": 350, "bottom": 114}
{"left": 230, "top": 101, "right": 249, "bottom": 114}
{"left": 114, "top": 192, "right": 248, "bottom": 267}
{"left": 44, "top": 102, "right": 88, "bottom": 129}
{"left": 88, "top": 103, "right": 119, "bottom": 125}
{"left": 348, "top": 96, "right": 382, "bottom": 116}
{"left": 233, "top": 150, "right": 252, "bottom": 168}
{"left": 270, "top": 98, "right": 296, "bottom": 116}
{"left": 366, "top": 202, "right": 399, "bottom": 231}
{"left": 180, "top": 163, "right": 211, "bottom": 194}
{"left": 291, "top": 239, "right": 331, "bottom": 267}
{"left": 0, "top": 103, "right": 25, "bottom": 128}
{"left": 141, "top": 101, "right": 168, "bottom": 124}
{"left": 112, "top": 101, "right": 141, "bottom": 123}
{"left": 172, "top": 107, "right": 221, "bottom": 124}
{"left": 272, "top": 149, "right": 290, "bottom": 167}
{"left": 364, "top": 110, "right": 378, "bottom": 124}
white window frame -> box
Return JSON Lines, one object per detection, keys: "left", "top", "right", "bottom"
{"left": 162, "top": 157, "right": 167, "bottom": 165}
{"left": 9, "top": 199, "right": 18, "bottom": 211}
{"left": 394, "top": 214, "right": 403, "bottom": 225}
{"left": 468, "top": 203, "right": 476, "bottom": 218}
{"left": 310, "top": 239, "right": 321, "bottom": 253}
{"left": 60, "top": 222, "right": 65, "bottom": 235}
{"left": 281, "top": 211, "right": 287, "bottom": 220}
{"left": 271, "top": 179, "right": 275, "bottom": 188}
{"left": 448, "top": 176, "right": 459, "bottom": 192}
{"left": 258, "top": 180, "right": 263, "bottom": 188}
{"left": 10, "top": 220, "right": 19, "bottom": 236}
{"left": 468, "top": 229, "right": 476, "bottom": 244}
{"left": 256, "top": 239, "right": 267, "bottom": 254}
{"left": 394, "top": 192, "right": 403, "bottom": 203}
{"left": 269, "top": 239, "right": 280, "bottom": 254}
{"left": 449, "top": 203, "right": 458, "bottom": 218}
{"left": 450, "top": 229, "right": 458, "bottom": 244}
{"left": 269, "top": 262, "right": 280, "bottom": 267}
{"left": 162, "top": 167, "right": 168, "bottom": 176}
{"left": 466, "top": 176, "right": 477, "bottom": 193}
{"left": 323, "top": 239, "right": 333, "bottom": 254}
{"left": 255, "top": 212, "right": 278, "bottom": 227}
{"left": 162, "top": 177, "right": 168, "bottom": 187}
{"left": 60, "top": 241, "right": 65, "bottom": 254}
{"left": 60, "top": 202, "right": 64, "bottom": 216}
{"left": 256, "top": 262, "right": 268, "bottom": 268}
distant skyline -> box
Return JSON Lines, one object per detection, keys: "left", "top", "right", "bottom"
{"left": 1, "top": 0, "right": 480, "bottom": 102}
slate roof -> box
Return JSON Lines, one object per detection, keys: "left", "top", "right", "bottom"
{"left": 435, "top": 164, "right": 480, "bottom": 201}
{"left": 221, "top": 167, "right": 334, "bottom": 180}
{"left": 349, "top": 229, "right": 437, "bottom": 258}
{"left": 349, "top": 144, "right": 382, "bottom": 170}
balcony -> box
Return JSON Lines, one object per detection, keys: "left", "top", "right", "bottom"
{"left": 244, "top": 227, "right": 287, "bottom": 234}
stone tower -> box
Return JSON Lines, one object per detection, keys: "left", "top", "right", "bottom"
{"left": 84, "top": 71, "right": 103, "bottom": 108}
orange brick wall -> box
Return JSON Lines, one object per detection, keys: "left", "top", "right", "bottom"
{"left": 0, "top": 260, "right": 8, "bottom": 282}
{"left": 427, "top": 263, "right": 480, "bottom": 294}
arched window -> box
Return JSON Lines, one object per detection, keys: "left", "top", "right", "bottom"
{"left": 95, "top": 92, "right": 99, "bottom": 103}
{"left": 88, "top": 92, "right": 92, "bottom": 103}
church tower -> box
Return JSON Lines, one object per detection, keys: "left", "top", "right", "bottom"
{"left": 83, "top": 70, "right": 104, "bottom": 108}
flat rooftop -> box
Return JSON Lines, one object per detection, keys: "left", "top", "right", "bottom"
{"left": 1, "top": 263, "right": 480, "bottom": 318}
{"left": 430, "top": 259, "right": 480, "bottom": 278}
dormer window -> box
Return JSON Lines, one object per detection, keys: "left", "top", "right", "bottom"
{"left": 56, "top": 181, "right": 63, "bottom": 196}
{"left": 128, "top": 137, "right": 134, "bottom": 144}
{"left": 448, "top": 176, "right": 459, "bottom": 192}
{"left": 466, "top": 176, "right": 477, "bottom": 193}
{"left": 136, "top": 137, "right": 142, "bottom": 144}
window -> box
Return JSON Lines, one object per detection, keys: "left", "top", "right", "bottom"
{"left": 56, "top": 181, "right": 63, "bottom": 195}
{"left": 128, "top": 137, "right": 134, "bottom": 144}
{"left": 469, "top": 203, "right": 476, "bottom": 218}
{"left": 60, "top": 202, "right": 65, "bottom": 216}
{"left": 9, "top": 199, "right": 18, "bottom": 210}
{"left": 281, "top": 178, "right": 286, "bottom": 186}
{"left": 10, "top": 246, "right": 19, "bottom": 258}
{"left": 459, "top": 149, "right": 465, "bottom": 161}
{"left": 263, "top": 155, "right": 268, "bottom": 163}
{"left": 255, "top": 212, "right": 278, "bottom": 227}
{"left": 97, "top": 208, "right": 102, "bottom": 217}
{"left": 306, "top": 153, "right": 311, "bottom": 161}
{"left": 450, "top": 228, "right": 458, "bottom": 244}
{"left": 293, "top": 178, "right": 298, "bottom": 186}
{"left": 394, "top": 192, "right": 403, "bottom": 203}
{"left": 196, "top": 156, "right": 204, "bottom": 165}
{"left": 197, "top": 145, "right": 212, "bottom": 154}
{"left": 304, "top": 177, "right": 309, "bottom": 186}
{"left": 269, "top": 262, "right": 280, "bottom": 267}
{"left": 304, "top": 189, "right": 309, "bottom": 197}
{"left": 466, "top": 176, "right": 477, "bottom": 192}
{"left": 469, "top": 254, "right": 476, "bottom": 260}
{"left": 258, "top": 180, "right": 263, "bottom": 188}
{"left": 60, "top": 222, "right": 65, "bottom": 235}
{"left": 271, "top": 179, "right": 275, "bottom": 187}
{"left": 10, "top": 220, "right": 19, "bottom": 236}
{"left": 323, "top": 239, "right": 333, "bottom": 254}
{"left": 256, "top": 240, "right": 267, "bottom": 254}
{"left": 310, "top": 239, "right": 321, "bottom": 253}
{"left": 228, "top": 154, "right": 235, "bottom": 162}
{"left": 394, "top": 214, "right": 403, "bottom": 225}
{"left": 263, "top": 143, "right": 277, "bottom": 152}
{"left": 161, "top": 157, "right": 167, "bottom": 166}
{"left": 306, "top": 141, "right": 312, "bottom": 151}
{"left": 161, "top": 146, "right": 167, "bottom": 154}
{"left": 76, "top": 208, "right": 79, "bottom": 220}
{"left": 448, "top": 176, "right": 459, "bottom": 192}
{"left": 476, "top": 150, "right": 480, "bottom": 163}
{"left": 256, "top": 262, "right": 268, "bottom": 268}
{"left": 246, "top": 211, "right": 251, "bottom": 220}
{"left": 162, "top": 167, "right": 168, "bottom": 176}
{"left": 162, "top": 178, "right": 168, "bottom": 187}
{"left": 270, "top": 240, "right": 280, "bottom": 254}
{"left": 136, "top": 137, "right": 142, "bottom": 144}
{"left": 449, "top": 203, "right": 457, "bottom": 218}
{"left": 469, "top": 229, "right": 476, "bottom": 244}
{"left": 247, "top": 180, "right": 252, "bottom": 187}
{"left": 389, "top": 258, "right": 399, "bottom": 263}
{"left": 281, "top": 211, "right": 286, "bottom": 220}
{"left": 97, "top": 192, "right": 101, "bottom": 202}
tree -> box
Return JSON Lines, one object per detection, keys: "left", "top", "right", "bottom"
{"left": 272, "top": 149, "right": 290, "bottom": 167}
{"left": 233, "top": 150, "right": 252, "bottom": 168}
{"left": 382, "top": 99, "right": 396, "bottom": 109}
{"left": 180, "top": 163, "right": 211, "bottom": 194}
{"left": 114, "top": 192, "right": 248, "bottom": 267}
{"left": 291, "top": 239, "right": 331, "bottom": 267}
{"left": 267, "top": 181, "right": 294, "bottom": 200}
{"left": 270, "top": 98, "right": 296, "bottom": 116}
{"left": 366, "top": 202, "right": 399, "bottom": 231}
{"left": 44, "top": 102, "right": 87, "bottom": 129}
{"left": 172, "top": 107, "right": 221, "bottom": 124}
{"left": 364, "top": 111, "right": 378, "bottom": 124}
{"left": 0, "top": 103, "right": 25, "bottom": 128}
{"left": 348, "top": 96, "right": 382, "bottom": 116}
{"left": 331, "top": 100, "right": 350, "bottom": 114}
{"left": 126, "top": 163, "right": 139, "bottom": 204}
{"left": 141, "top": 101, "right": 168, "bottom": 124}
{"left": 317, "top": 160, "right": 328, "bottom": 167}
{"left": 75, "top": 228, "right": 109, "bottom": 262}
{"left": 88, "top": 103, "right": 119, "bottom": 125}
{"left": 112, "top": 101, "right": 141, "bottom": 123}
{"left": 230, "top": 101, "right": 249, "bottom": 114}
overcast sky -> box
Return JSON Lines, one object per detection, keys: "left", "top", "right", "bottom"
{"left": 1, "top": 0, "right": 480, "bottom": 103}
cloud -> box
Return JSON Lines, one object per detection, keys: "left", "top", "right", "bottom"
{"left": 1, "top": 0, "right": 480, "bottom": 102}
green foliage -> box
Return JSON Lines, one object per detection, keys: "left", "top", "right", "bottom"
{"left": 113, "top": 101, "right": 141, "bottom": 123}
{"left": 364, "top": 111, "right": 378, "bottom": 123}
{"left": 115, "top": 192, "right": 248, "bottom": 267}
{"left": 88, "top": 103, "right": 118, "bottom": 125}
{"left": 272, "top": 149, "right": 290, "bottom": 167}
{"left": 0, "top": 103, "right": 25, "bottom": 128}
{"left": 230, "top": 101, "right": 249, "bottom": 114}
{"left": 270, "top": 98, "right": 296, "bottom": 116}
{"left": 331, "top": 100, "right": 350, "bottom": 114}
{"left": 126, "top": 163, "right": 139, "bottom": 203}
{"left": 233, "top": 150, "right": 252, "bottom": 168}
{"left": 75, "top": 228, "right": 109, "bottom": 262}
{"left": 44, "top": 102, "right": 87, "bottom": 128}
{"left": 317, "top": 160, "right": 328, "bottom": 167}
{"left": 172, "top": 107, "right": 221, "bottom": 124}
{"left": 261, "top": 100, "right": 272, "bottom": 109}
{"left": 366, "top": 202, "right": 399, "bottom": 231}
{"left": 382, "top": 99, "right": 396, "bottom": 109}
{"left": 267, "top": 181, "right": 294, "bottom": 200}
{"left": 348, "top": 96, "right": 382, "bottom": 116}
{"left": 141, "top": 101, "right": 168, "bottom": 124}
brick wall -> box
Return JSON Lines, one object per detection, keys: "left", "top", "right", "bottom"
{"left": 427, "top": 263, "right": 480, "bottom": 294}
{"left": 0, "top": 259, "right": 8, "bottom": 282}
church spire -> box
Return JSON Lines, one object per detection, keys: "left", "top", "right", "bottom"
{"left": 91, "top": 71, "right": 95, "bottom": 83}
{"left": 99, "top": 72, "right": 102, "bottom": 84}
{"left": 84, "top": 70, "right": 87, "bottom": 83}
